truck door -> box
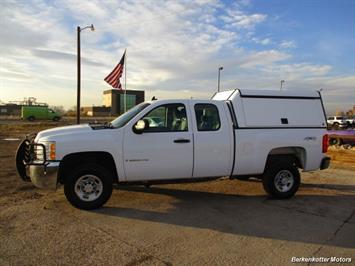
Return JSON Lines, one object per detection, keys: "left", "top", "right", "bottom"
{"left": 191, "top": 102, "right": 233, "bottom": 178}
{"left": 123, "top": 102, "right": 193, "bottom": 181}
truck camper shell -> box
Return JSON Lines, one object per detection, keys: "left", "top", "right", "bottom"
{"left": 212, "top": 89, "right": 327, "bottom": 129}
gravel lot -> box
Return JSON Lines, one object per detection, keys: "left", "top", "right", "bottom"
{"left": 1, "top": 122, "right": 354, "bottom": 265}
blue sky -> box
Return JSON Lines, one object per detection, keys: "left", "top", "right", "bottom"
{"left": 1, "top": 0, "right": 354, "bottom": 113}
{"left": 247, "top": 0, "right": 355, "bottom": 71}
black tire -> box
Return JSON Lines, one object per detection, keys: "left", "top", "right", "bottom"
{"left": 53, "top": 116, "right": 60, "bottom": 122}
{"left": 64, "top": 163, "right": 113, "bottom": 210}
{"left": 28, "top": 116, "right": 35, "bottom": 121}
{"left": 329, "top": 138, "right": 336, "bottom": 145}
{"left": 262, "top": 159, "right": 300, "bottom": 199}
{"left": 330, "top": 137, "right": 342, "bottom": 146}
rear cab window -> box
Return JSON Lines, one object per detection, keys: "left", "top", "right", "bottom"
{"left": 194, "top": 104, "right": 220, "bottom": 131}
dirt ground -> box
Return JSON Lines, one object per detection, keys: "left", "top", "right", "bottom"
{"left": 0, "top": 121, "right": 354, "bottom": 265}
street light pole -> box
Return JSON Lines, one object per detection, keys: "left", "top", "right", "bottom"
{"left": 217, "top": 66, "right": 223, "bottom": 92}
{"left": 280, "top": 80, "right": 285, "bottom": 90}
{"left": 77, "top": 26, "right": 81, "bottom": 124}
{"left": 76, "top": 24, "right": 94, "bottom": 124}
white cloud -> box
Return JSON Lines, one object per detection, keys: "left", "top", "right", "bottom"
{"left": 261, "top": 63, "right": 332, "bottom": 78}
{"left": 280, "top": 40, "right": 296, "bottom": 49}
{"left": 0, "top": 0, "right": 352, "bottom": 114}
{"left": 260, "top": 38, "right": 271, "bottom": 45}
{"left": 239, "top": 50, "right": 290, "bottom": 68}
{"left": 222, "top": 11, "right": 267, "bottom": 29}
{"left": 252, "top": 37, "right": 272, "bottom": 45}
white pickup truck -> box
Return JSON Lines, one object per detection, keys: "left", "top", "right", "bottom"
{"left": 16, "top": 89, "right": 330, "bottom": 210}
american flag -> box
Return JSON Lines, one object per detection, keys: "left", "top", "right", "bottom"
{"left": 104, "top": 51, "right": 125, "bottom": 89}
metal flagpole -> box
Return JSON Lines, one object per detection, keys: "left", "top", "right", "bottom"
{"left": 124, "top": 49, "right": 127, "bottom": 113}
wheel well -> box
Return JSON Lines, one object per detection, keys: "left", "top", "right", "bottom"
{"left": 266, "top": 147, "right": 306, "bottom": 170}
{"left": 58, "top": 152, "right": 118, "bottom": 184}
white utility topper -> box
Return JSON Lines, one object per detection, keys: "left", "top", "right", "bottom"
{"left": 16, "top": 89, "right": 330, "bottom": 210}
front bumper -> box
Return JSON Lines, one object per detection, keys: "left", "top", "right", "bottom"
{"left": 320, "top": 157, "right": 331, "bottom": 170}
{"left": 16, "top": 138, "right": 59, "bottom": 190}
{"left": 27, "top": 162, "right": 59, "bottom": 190}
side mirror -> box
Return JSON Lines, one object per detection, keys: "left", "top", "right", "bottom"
{"left": 133, "top": 119, "right": 147, "bottom": 134}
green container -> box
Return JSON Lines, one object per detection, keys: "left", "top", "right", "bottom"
{"left": 21, "top": 106, "right": 61, "bottom": 121}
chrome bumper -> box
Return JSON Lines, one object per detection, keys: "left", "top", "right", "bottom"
{"left": 16, "top": 138, "right": 59, "bottom": 190}
{"left": 27, "top": 162, "right": 59, "bottom": 190}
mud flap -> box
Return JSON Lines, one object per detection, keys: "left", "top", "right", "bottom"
{"left": 15, "top": 139, "right": 31, "bottom": 181}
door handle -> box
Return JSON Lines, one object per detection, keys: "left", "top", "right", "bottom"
{"left": 174, "top": 139, "right": 190, "bottom": 143}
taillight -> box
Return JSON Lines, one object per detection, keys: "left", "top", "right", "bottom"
{"left": 322, "top": 134, "right": 329, "bottom": 153}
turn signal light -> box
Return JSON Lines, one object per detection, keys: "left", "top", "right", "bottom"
{"left": 49, "top": 143, "right": 56, "bottom": 160}
{"left": 322, "top": 134, "right": 329, "bottom": 153}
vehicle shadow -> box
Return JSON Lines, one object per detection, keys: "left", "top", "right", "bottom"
{"left": 235, "top": 179, "right": 355, "bottom": 192}
{"left": 95, "top": 186, "right": 355, "bottom": 248}
{"left": 301, "top": 183, "right": 355, "bottom": 192}
{"left": 232, "top": 180, "right": 355, "bottom": 192}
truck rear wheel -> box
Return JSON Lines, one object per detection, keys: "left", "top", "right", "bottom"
{"left": 64, "top": 163, "right": 113, "bottom": 210}
{"left": 262, "top": 159, "right": 300, "bottom": 199}
{"left": 53, "top": 116, "right": 60, "bottom": 122}
{"left": 28, "top": 116, "right": 35, "bottom": 121}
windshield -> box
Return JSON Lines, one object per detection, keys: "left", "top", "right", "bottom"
{"left": 110, "top": 102, "right": 150, "bottom": 128}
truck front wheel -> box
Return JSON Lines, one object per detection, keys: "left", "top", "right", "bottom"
{"left": 64, "top": 163, "right": 113, "bottom": 210}
{"left": 262, "top": 160, "right": 300, "bottom": 199}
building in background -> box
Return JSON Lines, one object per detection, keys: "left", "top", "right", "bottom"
{"left": 0, "top": 104, "right": 22, "bottom": 116}
{"left": 0, "top": 97, "right": 48, "bottom": 116}
{"left": 103, "top": 89, "right": 145, "bottom": 116}
{"left": 81, "top": 106, "right": 111, "bottom": 117}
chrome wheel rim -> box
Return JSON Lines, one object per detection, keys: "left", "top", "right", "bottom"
{"left": 274, "top": 170, "right": 294, "bottom": 193}
{"left": 74, "top": 175, "right": 103, "bottom": 202}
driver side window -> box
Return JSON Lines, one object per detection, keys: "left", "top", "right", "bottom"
{"left": 141, "top": 104, "right": 188, "bottom": 132}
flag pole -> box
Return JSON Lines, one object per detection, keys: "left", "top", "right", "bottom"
{"left": 124, "top": 49, "right": 127, "bottom": 113}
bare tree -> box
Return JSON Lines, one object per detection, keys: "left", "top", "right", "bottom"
{"left": 50, "top": 106, "right": 66, "bottom": 115}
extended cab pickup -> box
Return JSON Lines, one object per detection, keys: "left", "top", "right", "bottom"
{"left": 16, "top": 89, "right": 330, "bottom": 210}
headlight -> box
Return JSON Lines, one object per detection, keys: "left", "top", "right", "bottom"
{"left": 35, "top": 141, "right": 56, "bottom": 161}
